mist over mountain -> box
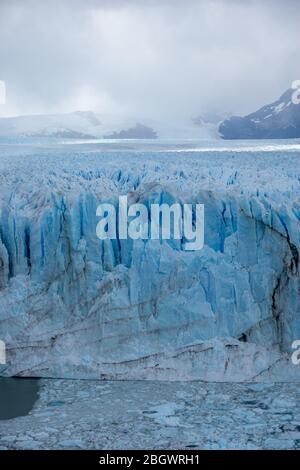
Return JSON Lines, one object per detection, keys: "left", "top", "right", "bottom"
{"left": 0, "top": 110, "right": 219, "bottom": 140}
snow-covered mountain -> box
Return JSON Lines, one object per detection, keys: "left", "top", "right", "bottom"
{"left": 0, "top": 111, "right": 103, "bottom": 139}
{"left": 0, "top": 111, "right": 219, "bottom": 140}
{"left": 0, "top": 111, "right": 160, "bottom": 140}
{"left": 219, "top": 88, "right": 300, "bottom": 139}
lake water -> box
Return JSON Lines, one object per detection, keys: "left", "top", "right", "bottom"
{"left": 0, "top": 378, "right": 40, "bottom": 421}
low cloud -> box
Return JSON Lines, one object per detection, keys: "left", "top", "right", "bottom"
{"left": 0, "top": 0, "right": 299, "bottom": 120}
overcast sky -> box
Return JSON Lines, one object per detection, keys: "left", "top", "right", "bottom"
{"left": 0, "top": 0, "right": 299, "bottom": 120}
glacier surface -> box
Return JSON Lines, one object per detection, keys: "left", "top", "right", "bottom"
{"left": 0, "top": 140, "right": 300, "bottom": 381}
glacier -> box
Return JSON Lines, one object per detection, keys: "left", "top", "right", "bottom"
{"left": 0, "top": 140, "right": 300, "bottom": 381}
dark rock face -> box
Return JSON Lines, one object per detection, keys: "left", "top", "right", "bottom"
{"left": 28, "top": 128, "right": 97, "bottom": 139}
{"left": 219, "top": 88, "right": 300, "bottom": 139}
{"left": 104, "top": 123, "right": 157, "bottom": 139}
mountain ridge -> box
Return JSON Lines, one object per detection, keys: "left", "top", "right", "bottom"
{"left": 219, "top": 87, "right": 300, "bottom": 139}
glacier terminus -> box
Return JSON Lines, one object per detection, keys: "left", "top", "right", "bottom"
{"left": 0, "top": 139, "right": 300, "bottom": 382}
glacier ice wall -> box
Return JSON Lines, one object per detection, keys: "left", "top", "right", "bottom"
{"left": 0, "top": 146, "right": 300, "bottom": 381}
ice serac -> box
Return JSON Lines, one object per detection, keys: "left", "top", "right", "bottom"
{"left": 0, "top": 148, "right": 300, "bottom": 381}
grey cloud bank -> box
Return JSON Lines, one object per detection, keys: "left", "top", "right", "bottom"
{"left": 0, "top": 0, "right": 299, "bottom": 121}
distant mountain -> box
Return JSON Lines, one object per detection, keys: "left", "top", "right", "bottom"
{"left": 0, "top": 110, "right": 220, "bottom": 140}
{"left": 0, "top": 111, "right": 159, "bottom": 140}
{"left": 219, "top": 88, "right": 300, "bottom": 139}
{"left": 104, "top": 123, "right": 157, "bottom": 139}
{"left": 0, "top": 111, "right": 102, "bottom": 139}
